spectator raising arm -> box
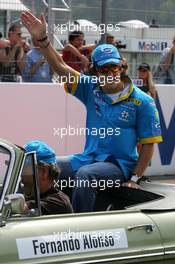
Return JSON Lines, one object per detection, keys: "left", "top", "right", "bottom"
{"left": 79, "top": 44, "right": 96, "bottom": 53}
{"left": 21, "top": 11, "right": 77, "bottom": 77}
{"left": 63, "top": 43, "right": 89, "bottom": 68}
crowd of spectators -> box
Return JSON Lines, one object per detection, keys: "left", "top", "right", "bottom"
{"left": 0, "top": 22, "right": 174, "bottom": 87}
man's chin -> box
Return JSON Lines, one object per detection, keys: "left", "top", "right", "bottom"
{"left": 106, "top": 82, "right": 120, "bottom": 89}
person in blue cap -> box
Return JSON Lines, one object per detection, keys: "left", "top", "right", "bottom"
{"left": 21, "top": 11, "right": 163, "bottom": 213}
{"left": 22, "top": 140, "right": 73, "bottom": 215}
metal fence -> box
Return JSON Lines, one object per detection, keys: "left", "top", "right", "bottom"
{"left": 0, "top": 0, "right": 175, "bottom": 83}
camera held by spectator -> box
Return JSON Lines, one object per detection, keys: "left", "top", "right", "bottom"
{"left": 115, "top": 41, "right": 127, "bottom": 49}
{"left": 105, "top": 33, "right": 126, "bottom": 49}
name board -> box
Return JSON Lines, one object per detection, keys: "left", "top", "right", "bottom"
{"left": 16, "top": 228, "right": 128, "bottom": 260}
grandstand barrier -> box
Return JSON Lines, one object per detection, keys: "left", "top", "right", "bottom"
{"left": 0, "top": 82, "right": 174, "bottom": 176}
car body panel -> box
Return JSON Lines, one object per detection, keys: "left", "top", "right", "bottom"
{"left": 0, "top": 138, "right": 175, "bottom": 263}
{"left": 147, "top": 211, "right": 175, "bottom": 261}
{"left": 0, "top": 211, "right": 164, "bottom": 263}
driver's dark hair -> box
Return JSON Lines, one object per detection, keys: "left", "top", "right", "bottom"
{"left": 68, "top": 30, "right": 84, "bottom": 42}
{"left": 49, "top": 164, "right": 61, "bottom": 180}
{"left": 38, "top": 162, "right": 61, "bottom": 180}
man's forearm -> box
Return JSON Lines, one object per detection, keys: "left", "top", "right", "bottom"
{"left": 64, "top": 44, "right": 89, "bottom": 66}
{"left": 65, "top": 44, "right": 84, "bottom": 59}
{"left": 17, "top": 48, "right": 26, "bottom": 73}
{"left": 133, "top": 143, "right": 154, "bottom": 177}
{"left": 79, "top": 44, "right": 96, "bottom": 52}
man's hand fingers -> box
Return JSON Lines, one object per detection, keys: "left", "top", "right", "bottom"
{"left": 22, "top": 11, "right": 38, "bottom": 22}
{"left": 21, "top": 11, "right": 41, "bottom": 27}
{"left": 40, "top": 13, "right": 46, "bottom": 26}
{"left": 21, "top": 14, "right": 32, "bottom": 29}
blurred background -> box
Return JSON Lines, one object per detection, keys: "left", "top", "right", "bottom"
{"left": 0, "top": 0, "right": 175, "bottom": 77}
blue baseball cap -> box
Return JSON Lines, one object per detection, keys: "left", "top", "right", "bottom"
{"left": 24, "top": 140, "right": 56, "bottom": 164}
{"left": 91, "top": 44, "right": 121, "bottom": 67}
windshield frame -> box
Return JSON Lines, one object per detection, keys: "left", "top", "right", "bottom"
{"left": 15, "top": 151, "right": 42, "bottom": 216}
{"left": 0, "top": 142, "right": 15, "bottom": 212}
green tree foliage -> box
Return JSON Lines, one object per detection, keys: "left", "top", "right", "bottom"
{"left": 71, "top": 0, "right": 175, "bottom": 26}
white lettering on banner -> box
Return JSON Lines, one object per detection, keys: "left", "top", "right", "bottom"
{"left": 138, "top": 41, "right": 168, "bottom": 52}
{"left": 132, "top": 79, "right": 143, "bottom": 87}
{"left": 129, "top": 39, "right": 172, "bottom": 53}
{"left": 16, "top": 228, "right": 128, "bottom": 260}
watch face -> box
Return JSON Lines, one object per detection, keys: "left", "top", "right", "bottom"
{"left": 131, "top": 175, "right": 139, "bottom": 183}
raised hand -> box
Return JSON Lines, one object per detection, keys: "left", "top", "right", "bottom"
{"left": 21, "top": 11, "right": 47, "bottom": 40}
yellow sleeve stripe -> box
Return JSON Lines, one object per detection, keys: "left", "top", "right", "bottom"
{"left": 139, "top": 136, "right": 163, "bottom": 144}
{"left": 64, "top": 72, "right": 81, "bottom": 95}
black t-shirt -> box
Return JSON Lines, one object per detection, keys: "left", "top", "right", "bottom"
{"left": 0, "top": 46, "right": 20, "bottom": 82}
{"left": 27, "top": 188, "right": 73, "bottom": 215}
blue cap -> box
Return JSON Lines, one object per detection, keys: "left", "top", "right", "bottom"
{"left": 91, "top": 44, "right": 121, "bottom": 67}
{"left": 24, "top": 140, "right": 56, "bottom": 164}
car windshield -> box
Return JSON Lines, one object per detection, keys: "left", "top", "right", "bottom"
{"left": 0, "top": 146, "right": 10, "bottom": 200}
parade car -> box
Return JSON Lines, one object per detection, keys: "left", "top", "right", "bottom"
{"left": 0, "top": 138, "right": 175, "bottom": 264}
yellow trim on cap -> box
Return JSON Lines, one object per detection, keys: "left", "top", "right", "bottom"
{"left": 139, "top": 136, "right": 163, "bottom": 144}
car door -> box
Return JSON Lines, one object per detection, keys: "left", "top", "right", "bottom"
{"left": 147, "top": 210, "right": 175, "bottom": 264}
{"left": 0, "top": 208, "right": 165, "bottom": 264}
{"left": 0, "top": 147, "right": 165, "bottom": 264}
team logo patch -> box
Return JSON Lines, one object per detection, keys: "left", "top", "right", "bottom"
{"left": 149, "top": 101, "right": 156, "bottom": 107}
{"left": 152, "top": 122, "right": 161, "bottom": 135}
{"left": 94, "top": 103, "right": 102, "bottom": 116}
{"left": 119, "top": 111, "right": 130, "bottom": 122}
{"left": 154, "top": 122, "right": 160, "bottom": 129}
{"left": 101, "top": 47, "right": 113, "bottom": 54}
{"left": 126, "top": 98, "right": 141, "bottom": 106}
{"left": 93, "top": 90, "right": 106, "bottom": 105}
{"left": 121, "top": 111, "right": 129, "bottom": 119}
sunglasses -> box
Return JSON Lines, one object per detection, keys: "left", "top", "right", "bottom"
{"left": 138, "top": 68, "right": 148, "bottom": 72}
{"left": 97, "top": 65, "right": 120, "bottom": 74}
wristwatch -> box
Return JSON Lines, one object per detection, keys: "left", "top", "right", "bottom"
{"left": 130, "top": 174, "right": 140, "bottom": 183}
